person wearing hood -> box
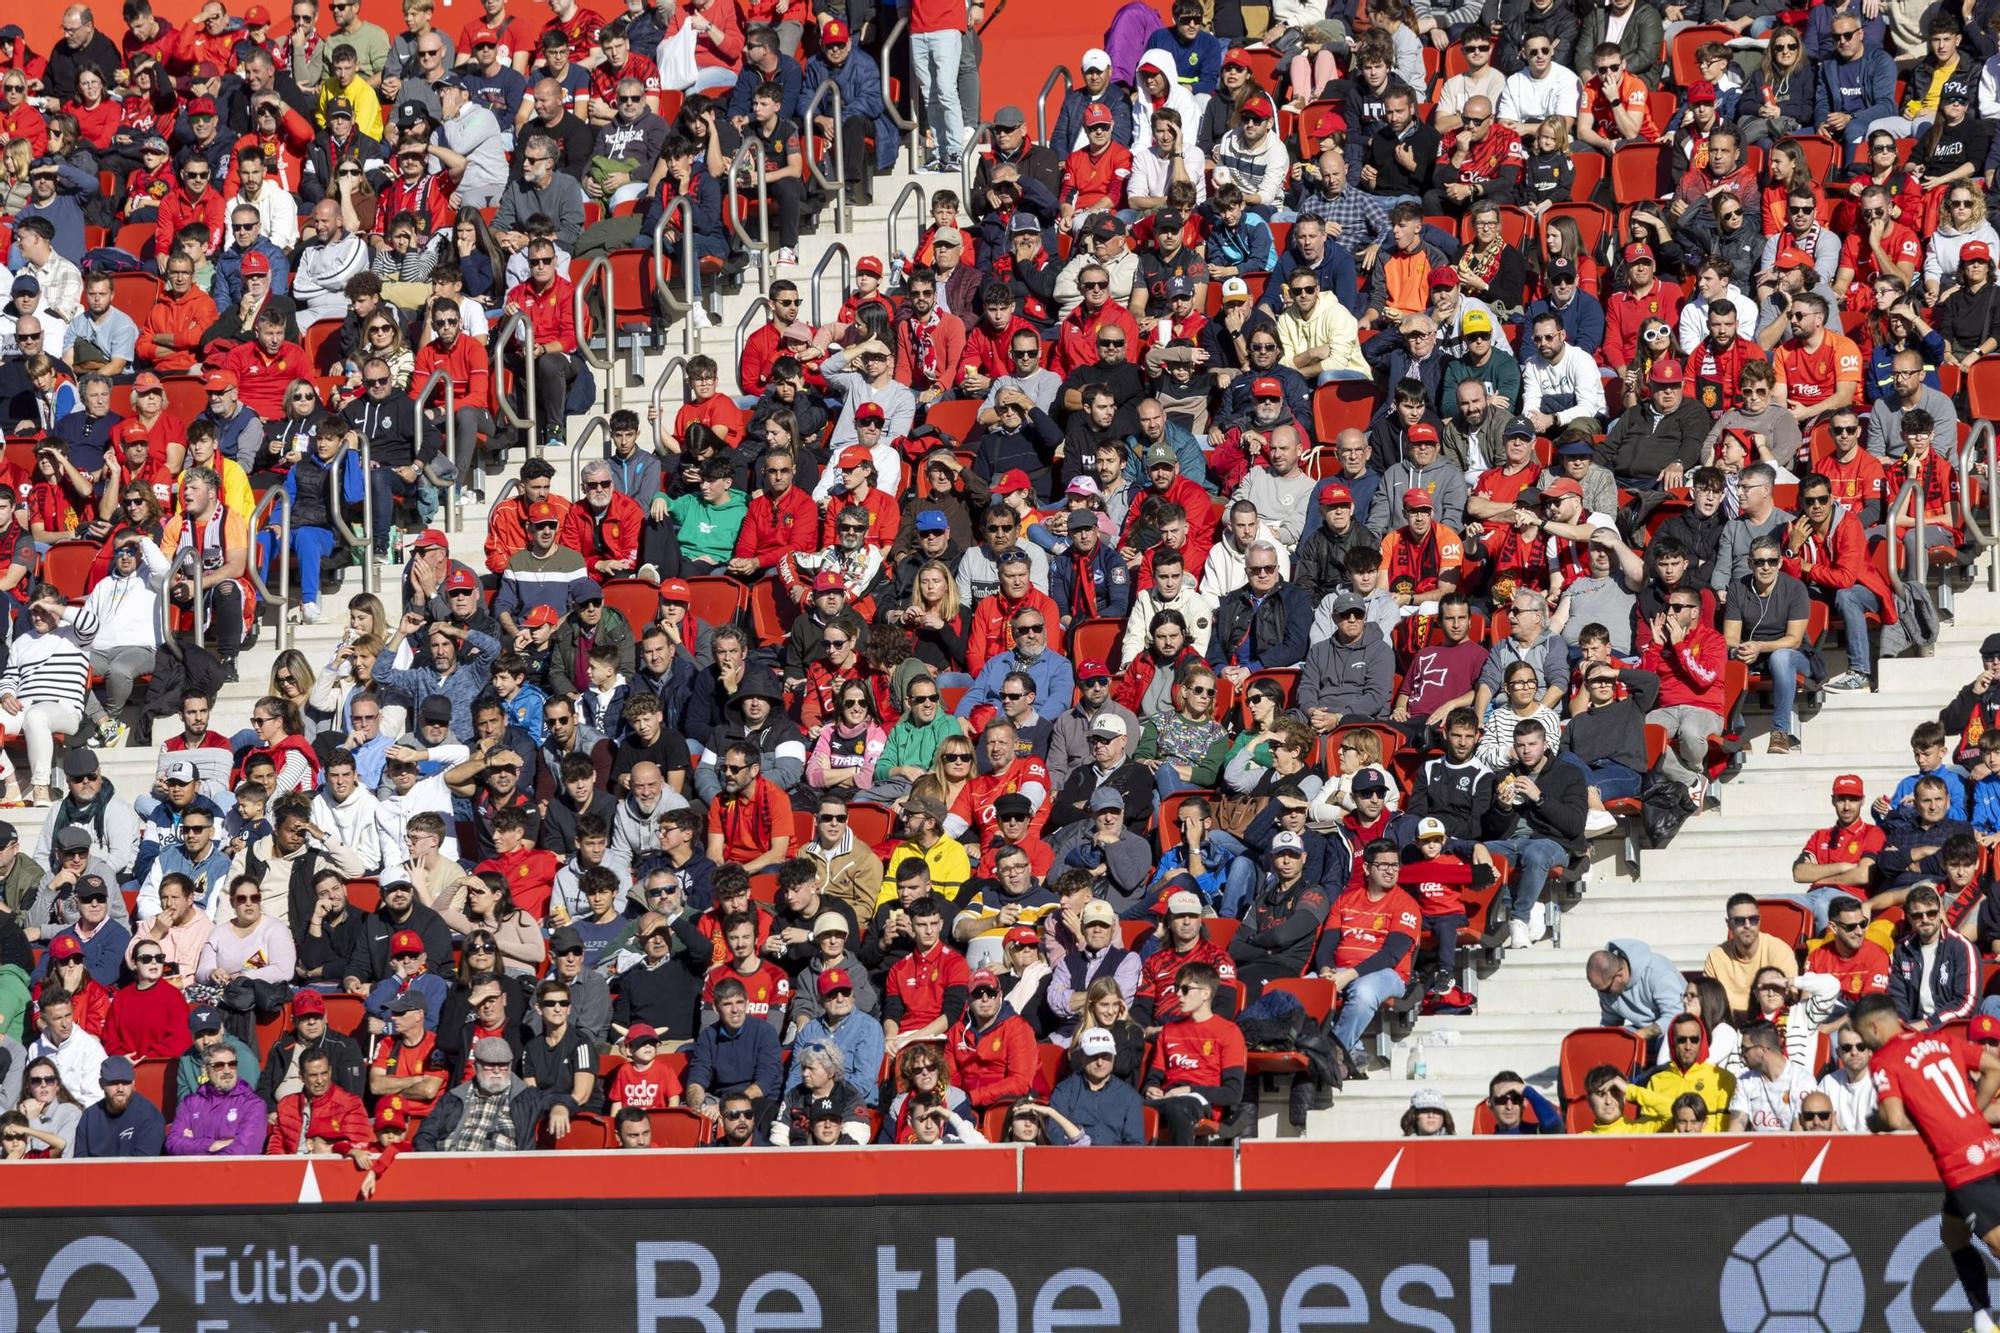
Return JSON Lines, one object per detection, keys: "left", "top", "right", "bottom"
{"left": 946, "top": 966, "right": 1039, "bottom": 1111}
{"left": 609, "top": 761, "right": 690, "bottom": 867}
{"left": 1131, "top": 48, "right": 1200, "bottom": 145}
{"left": 693, "top": 667, "right": 807, "bottom": 802}
{"left": 1624, "top": 1011, "right": 1737, "bottom": 1130}
{"left": 163, "top": 1040, "right": 267, "bottom": 1156}
{"left": 1300, "top": 593, "right": 1395, "bottom": 730}
{"left": 1367, "top": 422, "right": 1468, "bottom": 536}
{"left": 415, "top": 1035, "right": 562, "bottom": 1151}
{"left": 1588, "top": 938, "right": 1691, "bottom": 1056}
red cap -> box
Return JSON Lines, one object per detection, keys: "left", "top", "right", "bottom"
{"left": 853, "top": 401, "right": 886, "bottom": 425}
{"left": 1076, "top": 659, "right": 1111, "bottom": 680}
{"left": 1775, "top": 246, "right": 1813, "bottom": 271}
{"left": 1317, "top": 479, "right": 1352, "bottom": 506}
{"left": 131, "top": 371, "right": 164, "bottom": 393}
{"left": 822, "top": 18, "right": 851, "bottom": 43}
{"left": 290, "top": 989, "right": 326, "bottom": 1016}
{"left": 240, "top": 251, "right": 271, "bottom": 276}
{"left": 625, "top": 1023, "right": 660, "bottom": 1045}
{"left": 49, "top": 934, "right": 81, "bottom": 960}
{"left": 1222, "top": 48, "right": 1252, "bottom": 70}
{"left": 1401, "top": 487, "right": 1434, "bottom": 510}
{"left": 1241, "top": 92, "right": 1275, "bottom": 120}
{"left": 374, "top": 1097, "right": 409, "bottom": 1131}
{"left": 1313, "top": 108, "right": 1348, "bottom": 137}
{"left": 1686, "top": 80, "right": 1716, "bottom": 104}
{"left": 1832, "top": 774, "right": 1866, "bottom": 798}
{"left": 1542, "top": 476, "right": 1583, "bottom": 500}
{"left": 187, "top": 96, "right": 217, "bottom": 117}
{"left": 1250, "top": 375, "right": 1283, "bottom": 399}
{"left": 202, "top": 369, "right": 238, "bottom": 391}
{"left": 837, "top": 444, "right": 874, "bottom": 469}
{"left": 1004, "top": 924, "right": 1040, "bottom": 947}
{"left": 414, "top": 529, "right": 449, "bottom": 552}
{"left": 524, "top": 605, "right": 560, "bottom": 628}
{"left": 1648, "top": 357, "right": 1685, "bottom": 386}
{"left": 817, "top": 967, "right": 854, "bottom": 996}
{"left": 856, "top": 255, "right": 884, "bottom": 277}
{"left": 1965, "top": 241, "right": 1994, "bottom": 264}
{"left": 660, "top": 578, "right": 692, "bottom": 604}
{"left": 991, "top": 468, "right": 1032, "bottom": 495}
{"left": 1083, "top": 102, "right": 1114, "bottom": 127}
{"left": 244, "top": 3, "right": 272, "bottom": 21}
{"left": 389, "top": 930, "right": 425, "bottom": 957}
{"left": 1973, "top": 1014, "right": 2000, "bottom": 1043}
{"left": 1623, "top": 242, "right": 1655, "bottom": 264}
{"left": 525, "top": 499, "right": 561, "bottom": 524}
{"left": 1407, "top": 422, "right": 1439, "bottom": 444}
{"left": 812, "top": 570, "right": 847, "bottom": 594}
{"left": 1428, "top": 266, "right": 1459, "bottom": 289}
{"left": 969, "top": 968, "right": 1001, "bottom": 991}
{"left": 444, "top": 567, "right": 478, "bottom": 592}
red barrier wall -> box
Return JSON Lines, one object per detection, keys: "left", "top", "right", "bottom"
{"left": 0, "top": 1135, "right": 1947, "bottom": 1210}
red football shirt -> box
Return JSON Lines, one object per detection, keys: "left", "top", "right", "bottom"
{"left": 1149, "top": 1013, "right": 1248, "bottom": 1088}
{"left": 1327, "top": 886, "right": 1422, "bottom": 981}
{"left": 701, "top": 960, "right": 792, "bottom": 1022}
{"left": 1806, "top": 938, "right": 1891, "bottom": 998}
{"left": 1871, "top": 1030, "right": 2000, "bottom": 1188}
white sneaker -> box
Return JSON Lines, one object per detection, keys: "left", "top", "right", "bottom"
{"left": 299, "top": 601, "right": 321, "bottom": 625}
{"left": 1824, "top": 669, "right": 1868, "bottom": 692}
{"left": 1584, "top": 808, "right": 1618, "bottom": 837}
{"left": 1972, "top": 1308, "right": 1998, "bottom": 1333}
{"left": 1690, "top": 776, "right": 1710, "bottom": 811}
{"left": 636, "top": 563, "right": 661, "bottom": 585}
{"left": 1507, "top": 918, "right": 1531, "bottom": 949}
{"left": 774, "top": 246, "right": 799, "bottom": 266}
{"left": 1528, "top": 901, "right": 1549, "bottom": 944}
{"left": 689, "top": 304, "right": 714, "bottom": 329}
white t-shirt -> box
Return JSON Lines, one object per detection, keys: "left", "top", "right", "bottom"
{"left": 1730, "top": 1061, "right": 1817, "bottom": 1131}
{"left": 1498, "top": 66, "right": 1583, "bottom": 124}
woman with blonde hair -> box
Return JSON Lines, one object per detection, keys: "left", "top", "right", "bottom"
{"left": 892, "top": 557, "right": 970, "bottom": 678}
{"left": 1319, "top": 727, "right": 1403, "bottom": 815}
{"left": 0, "top": 138, "right": 32, "bottom": 217}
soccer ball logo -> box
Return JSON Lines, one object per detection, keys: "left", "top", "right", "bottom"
{"left": 1720, "top": 1216, "right": 1866, "bottom": 1333}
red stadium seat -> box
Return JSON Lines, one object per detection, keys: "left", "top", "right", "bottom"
{"left": 680, "top": 574, "right": 748, "bottom": 633}
{"left": 40, "top": 540, "right": 97, "bottom": 601}
{"left": 113, "top": 220, "right": 154, "bottom": 258}
{"left": 599, "top": 577, "right": 662, "bottom": 632}
{"left": 255, "top": 1003, "right": 293, "bottom": 1060}
{"left": 132, "top": 1060, "right": 170, "bottom": 1115}
{"left": 1756, "top": 898, "right": 1813, "bottom": 954}
{"left": 1031, "top": 1042, "right": 1067, "bottom": 1095}
{"left": 1068, "top": 617, "right": 1123, "bottom": 673}
{"left": 1568, "top": 151, "right": 1605, "bottom": 202}
{"left": 322, "top": 994, "right": 368, "bottom": 1039}
{"left": 107, "top": 271, "right": 160, "bottom": 326}
{"left": 1312, "top": 380, "right": 1376, "bottom": 442}
{"left": 647, "top": 1107, "right": 711, "bottom": 1147}
{"left": 1610, "top": 144, "right": 1666, "bottom": 205}
{"left": 546, "top": 1111, "right": 614, "bottom": 1149}
{"left": 1247, "top": 978, "right": 1334, "bottom": 1078}
{"left": 1785, "top": 136, "right": 1839, "bottom": 182}
{"left": 1540, "top": 202, "right": 1612, "bottom": 262}
{"left": 922, "top": 398, "right": 980, "bottom": 444}
{"left": 1558, "top": 1026, "right": 1647, "bottom": 1110}
{"left": 846, "top": 801, "right": 896, "bottom": 852}
{"left": 1669, "top": 25, "right": 1737, "bottom": 86}
{"left": 345, "top": 878, "right": 380, "bottom": 912}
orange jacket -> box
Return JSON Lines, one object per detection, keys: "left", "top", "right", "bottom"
{"left": 966, "top": 587, "right": 1064, "bottom": 676}
{"left": 155, "top": 184, "right": 225, "bottom": 260}
{"left": 485, "top": 492, "right": 573, "bottom": 574}
{"left": 137, "top": 286, "right": 219, "bottom": 375}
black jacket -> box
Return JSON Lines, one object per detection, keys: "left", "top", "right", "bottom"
{"left": 1206, "top": 581, "right": 1313, "bottom": 672}
{"left": 340, "top": 901, "right": 454, "bottom": 985}
{"left": 255, "top": 1029, "right": 368, "bottom": 1105}
{"left": 1889, "top": 928, "right": 1980, "bottom": 1027}
{"left": 1478, "top": 754, "right": 1589, "bottom": 847}
{"left": 1406, "top": 755, "right": 1498, "bottom": 842}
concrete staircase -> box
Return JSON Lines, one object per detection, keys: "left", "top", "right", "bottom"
{"left": 1303, "top": 576, "right": 2000, "bottom": 1140}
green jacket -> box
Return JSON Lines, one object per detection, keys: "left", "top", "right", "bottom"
{"left": 546, "top": 607, "right": 636, "bottom": 695}
{"left": 176, "top": 1033, "right": 261, "bottom": 1103}
{"left": 0, "top": 963, "right": 28, "bottom": 1043}
{"left": 1, "top": 853, "right": 46, "bottom": 917}
{"left": 872, "top": 710, "right": 968, "bottom": 785}
{"left": 667, "top": 490, "right": 748, "bottom": 565}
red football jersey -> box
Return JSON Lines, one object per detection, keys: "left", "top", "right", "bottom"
{"left": 702, "top": 960, "right": 792, "bottom": 1022}
{"left": 1806, "top": 938, "right": 1892, "bottom": 998}
{"left": 1328, "top": 886, "right": 1422, "bottom": 981}
{"left": 1148, "top": 1014, "right": 1247, "bottom": 1088}
{"left": 1871, "top": 1030, "right": 2000, "bottom": 1189}
{"left": 1796, "top": 820, "right": 1886, "bottom": 880}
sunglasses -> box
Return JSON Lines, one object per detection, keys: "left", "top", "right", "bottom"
{"left": 135, "top": 953, "right": 165, "bottom": 964}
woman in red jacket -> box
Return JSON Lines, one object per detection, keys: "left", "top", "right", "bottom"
{"left": 36, "top": 939, "right": 112, "bottom": 1036}
{"left": 102, "top": 945, "right": 196, "bottom": 1059}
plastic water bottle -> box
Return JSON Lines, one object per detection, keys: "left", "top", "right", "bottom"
{"left": 1408, "top": 1044, "right": 1427, "bottom": 1081}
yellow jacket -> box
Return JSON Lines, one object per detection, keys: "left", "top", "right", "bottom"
{"left": 1588, "top": 1117, "right": 1654, "bottom": 1134}
{"left": 1630, "top": 1061, "right": 1738, "bottom": 1131}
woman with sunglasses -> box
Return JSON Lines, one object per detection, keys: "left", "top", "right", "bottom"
{"left": 196, "top": 873, "right": 298, "bottom": 993}
{"left": 1738, "top": 25, "right": 1811, "bottom": 147}
{"left": 1136, "top": 662, "right": 1230, "bottom": 803}
{"left": 804, "top": 682, "right": 890, "bottom": 804}
{"left": 440, "top": 875, "right": 545, "bottom": 976}
{"left": 880, "top": 1041, "right": 973, "bottom": 1143}
{"left": 34, "top": 946, "right": 112, "bottom": 1037}
{"left": 102, "top": 937, "right": 196, "bottom": 1060}
{"left": 13, "top": 1057, "right": 80, "bottom": 1157}
{"left": 1925, "top": 188, "right": 2000, "bottom": 307}
{"left": 269, "top": 414, "right": 361, "bottom": 627}
{"left": 1320, "top": 726, "right": 1402, "bottom": 815}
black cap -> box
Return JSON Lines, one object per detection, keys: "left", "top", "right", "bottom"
{"left": 419, "top": 696, "right": 454, "bottom": 725}
{"left": 387, "top": 992, "right": 428, "bottom": 1015}
{"left": 1547, "top": 256, "right": 1577, "bottom": 280}
{"left": 62, "top": 749, "right": 99, "bottom": 779}
{"left": 74, "top": 874, "right": 109, "bottom": 901}
{"left": 994, "top": 792, "right": 1033, "bottom": 819}
{"left": 1502, "top": 418, "right": 1535, "bottom": 441}
{"left": 807, "top": 1096, "right": 844, "bottom": 1122}
{"left": 0, "top": 819, "right": 18, "bottom": 847}
{"left": 549, "top": 925, "right": 584, "bottom": 953}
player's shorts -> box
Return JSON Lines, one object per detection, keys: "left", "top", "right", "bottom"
{"left": 1941, "top": 1173, "right": 2000, "bottom": 1231}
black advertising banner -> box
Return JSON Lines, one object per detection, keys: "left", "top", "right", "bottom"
{"left": 0, "top": 1188, "right": 1993, "bottom": 1331}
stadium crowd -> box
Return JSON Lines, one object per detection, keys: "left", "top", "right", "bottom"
{"left": 0, "top": 0, "right": 1993, "bottom": 1165}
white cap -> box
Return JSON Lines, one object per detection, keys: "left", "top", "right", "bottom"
{"left": 1409, "top": 1087, "right": 1448, "bottom": 1112}
{"left": 812, "top": 911, "right": 850, "bottom": 936}
{"left": 1415, "top": 817, "right": 1448, "bottom": 840}
{"left": 1272, "top": 830, "right": 1305, "bottom": 855}
{"left": 1077, "top": 1026, "right": 1116, "bottom": 1057}
{"left": 1088, "top": 713, "right": 1128, "bottom": 739}
{"left": 1080, "top": 46, "right": 1112, "bottom": 72}
{"left": 1167, "top": 890, "right": 1203, "bottom": 917}
{"left": 1081, "top": 900, "right": 1117, "bottom": 927}
{"left": 1221, "top": 276, "right": 1251, "bottom": 302}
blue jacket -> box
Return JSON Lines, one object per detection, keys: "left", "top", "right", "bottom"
{"left": 1048, "top": 541, "right": 1131, "bottom": 626}
{"left": 280, "top": 445, "right": 366, "bottom": 530}
{"left": 1052, "top": 86, "right": 1135, "bottom": 155}
{"left": 132, "top": 795, "right": 225, "bottom": 890}
{"left": 1205, "top": 213, "right": 1277, "bottom": 275}
{"left": 806, "top": 47, "right": 898, "bottom": 172}
{"left": 213, "top": 238, "right": 294, "bottom": 308}
{"left": 955, "top": 648, "right": 1077, "bottom": 719}
{"left": 1120, "top": 416, "right": 1213, "bottom": 495}
{"left": 1048, "top": 1070, "right": 1147, "bottom": 1144}
{"left": 74, "top": 1096, "right": 165, "bottom": 1157}
{"left": 1596, "top": 937, "right": 1687, "bottom": 1031}
{"left": 1889, "top": 927, "right": 1980, "bottom": 1028}
{"left": 369, "top": 628, "right": 503, "bottom": 737}
{"left": 1518, "top": 293, "right": 1606, "bottom": 357}
{"left": 1813, "top": 48, "right": 1897, "bottom": 130}
{"left": 642, "top": 170, "right": 725, "bottom": 247}
{"left": 1151, "top": 834, "right": 1243, "bottom": 905}
{"left": 42, "top": 922, "right": 131, "bottom": 989}
{"left": 784, "top": 1010, "right": 885, "bottom": 1101}
{"left": 1142, "top": 27, "right": 1226, "bottom": 95}
{"left": 1261, "top": 243, "right": 1363, "bottom": 318}
{"left": 1881, "top": 767, "right": 1970, "bottom": 825}
{"left": 727, "top": 57, "right": 805, "bottom": 123}
{"left": 687, "top": 1015, "right": 782, "bottom": 1097}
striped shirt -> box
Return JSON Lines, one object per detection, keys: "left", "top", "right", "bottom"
{"left": 0, "top": 605, "right": 98, "bottom": 710}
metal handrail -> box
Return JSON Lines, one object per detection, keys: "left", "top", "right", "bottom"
{"left": 809, "top": 243, "right": 850, "bottom": 328}
{"left": 247, "top": 486, "right": 292, "bottom": 656}
{"left": 321, "top": 432, "right": 376, "bottom": 596}
{"left": 881, "top": 16, "right": 919, "bottom": 174}
{"left": 489, "top": 476, "right": 520, "bottom": 517}
{"left": 411, "top": 369, "right": 458, "bottom": 534}
{"left": 732, "top": 298, "right": 773, "bottom": 398}
{"left": 566, "top": 414, "right": 612, "bottom": 500}
{"left": 976, "top": 0, "right": 1005, "bottom": 35}
{"left": 492, "top": 310, "right": 539, "bottom": 457}
{"left": 164, "top": 545, "right": 205, "bottom": 650}
{"left": 648, "top": 356, "right": 688, "bottom": 450}
{"left": 727, "top": 137, "right": 772, "bottom": 296}
{"left": 959, "top": 119, "right": 992, "bottom": 205}
{"left": 1036, "top": 66, "right": 1073, "bottom": 147}
{"left": 572, "top": 255, "right": 617, "bottom": 415}
{"left": 650, "top": 194, "right": 699, "bottom": 356}
{"left": 1957, "top": 418, "right": 2000, "bottom": 592}
{"left": 1886, "top": 476, "right": 1931, "bottom": 590}
{"left": 803, "top": 78, "right": 849, "bottom": 236}
{"left": 884, "top": 181, "right": 927, "bottom": 273}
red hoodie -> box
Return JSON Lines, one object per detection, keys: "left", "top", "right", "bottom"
{"left": 732, "top": 485, "right": 819, "bottom": 569}
{"left": 1639, "top": 622, "right": 1727, "bottom": 714}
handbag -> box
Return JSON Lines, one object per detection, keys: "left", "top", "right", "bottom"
{"left": 1210, "top": 791, "right": 1266, "bottom": 837}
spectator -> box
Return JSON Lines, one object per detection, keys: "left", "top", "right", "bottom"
{"left": 414, "top": 1035, "right": 560, "bottom": 1151}
{"left": 1143, "top": 961, "right": 1244, "bottom": 1144}
{"left": 1805, "top": 895, "right": 1893, "bottom": 1005}
{"left": 1626, "top": 1012, "right": 1736, "bottom": 1131}
{"left": 1888, "top": 884, "right": 1980, "bottom": 1029}
{"left": 1481, "top": 717, "right": 1586, "bottom": 947}
{"left": 1587, "top": 938, "right": 1687, "bottom": 1057}
{"left": 1640, "top": 582, "right": 1728, "bottom": 810}
{"left": 1704, "top": 893, "right": 1799, "bottom": 1014}
{"left": 164, "top": 1039, "right": 265, "bottom": 1155}
{"left": 1315, "top": 837, "right": 1422, "bottom": 1077}
{"left": 1479, "top": 1069, "right": 1562, "bottom": 1135}
{"left": 72, "top": 1056, "right": 164, "bottom": 1157}
{"left": 683, "top": 977, "right": 783, "bottom": 1126}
